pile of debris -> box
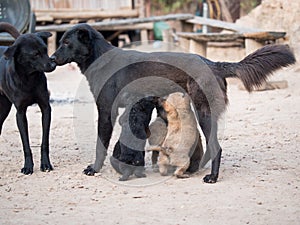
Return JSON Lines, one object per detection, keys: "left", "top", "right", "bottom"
{"left": 236, "top": 0, "right": 300, "bottom": 60}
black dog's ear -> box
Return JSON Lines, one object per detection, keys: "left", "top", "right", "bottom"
{"left": 77, "top": 28, "right": 91, "bottom": 44}
{"left": 4, "top": 45, "right": 17, "bottom": 59}
{"left": 36, "top": 32, "right": 52, "bottom": 39}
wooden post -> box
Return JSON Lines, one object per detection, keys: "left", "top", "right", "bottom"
{"left": 179, "top": 37, "right": 190, "bottom": 52}
{"left": 140, "top": 29, "right": 148, "bottom": 42}
{"left": 245, "top": 38, "right": 263, "bottom": 55}
{"left": 138, "top": 0, "right": 148, "bottom": 42}
{"left": 181, "top": 21, "right": 194, "bottom": 32}
{"left": 48, "top": 31, "right": 57, "bottom": 56}
{"left": 189, "top": 40, "right": 207, "bottom": 56}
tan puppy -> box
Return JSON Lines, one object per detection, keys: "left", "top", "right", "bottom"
{"left": 147, "top": 92, "right": 200, "bottom": 178}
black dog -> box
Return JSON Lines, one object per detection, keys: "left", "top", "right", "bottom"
{"left": 0, "top": 22, "right": 56, "bottom": 174}
{"left": 110, "top": 96, "right": 158, "bottom": 181}
{"left": 51, "top": 23, "right": 295, "bottom": 183}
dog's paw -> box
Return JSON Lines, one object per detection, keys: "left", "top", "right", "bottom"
{"left": 21, "top": 159, "right": 34, "bottom": 175}
{"left": 176, "top": 174, "right": 190, "bottom": 179}
{"left": 119, "top": 175, "right": 130, "bottom": 181}
{"left": 40, "top": 163, "right": 53, "bottom": 172}
{"left": 83, "top": 166, "right": 96, "bottom": 176}
{"left": 203, "top": 174, "right": 218, "bottom": 183}
{"left": 21, "top": 167, "right": 33, "bottom": 175}
{"left": 135, "top": 173, "right": 146, "bottom": 178}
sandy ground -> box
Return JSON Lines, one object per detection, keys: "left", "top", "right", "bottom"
{"left": 0, "top": 47, "right": 299, "bottom": 225}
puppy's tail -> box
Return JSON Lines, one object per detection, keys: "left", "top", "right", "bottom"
{"left": 218, "top": 44, "right": 296, "bottom": 92}
{"left": 0, "top": 22, "right": 20, "bottom": 39}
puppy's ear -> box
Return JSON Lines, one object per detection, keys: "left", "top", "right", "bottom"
{"left": 4, "top": 45, "right": 17, "bottom": 59}
{"left": 77, "top": 28, "right": 91, "bottom": 44}
{"left": 36, "top": 32, "right": 52, "bottom": 39}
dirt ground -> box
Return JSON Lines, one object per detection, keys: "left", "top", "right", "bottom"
{"left": 0, "top": 42, "right": 299, "bottom": 225}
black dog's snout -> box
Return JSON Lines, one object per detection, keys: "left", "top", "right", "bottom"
{"left": 50, "top": 60, "right": 56, "bottom": 68}
{"left": 50, "top": 55, "right": 56, "bottom": 62}
{"left": 44, "top": 60, "right": 57, "bottom": 73}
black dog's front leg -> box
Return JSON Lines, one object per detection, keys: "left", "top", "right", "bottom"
{"left": 199, "top": 114, "right": 222, "bottom": 183}
{"left": 16, "top": 108, "right": 34, "bottom": 175}
{"left": 39, "top": 102, "right": 53, "bottom": 172}
{"left": 83, "top": 108, "right": 113, "bottom": 176}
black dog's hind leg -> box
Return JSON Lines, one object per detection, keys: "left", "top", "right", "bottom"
{"left": 119, "top": 165, "right": 133, "bottom": 181}
{"left": 16, "top": 107, "right": 34, "bottom": 175}
{"left": 198, "top": 113, "right": 222, "bottom": 183}
{"left": 39, "top": 101, "right": 53, "bottom": 172}
{"left": 134, "top": 166, "right": 146, "bottom": 178}
{"left": 0, "top": 95, "right": 12, "bottom": 135}
{"left": 110, "top": 141, "right": 123, "bottom": 174}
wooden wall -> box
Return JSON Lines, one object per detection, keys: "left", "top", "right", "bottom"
{"left": 30, "top": 0, "right": 134, "bottom": 11}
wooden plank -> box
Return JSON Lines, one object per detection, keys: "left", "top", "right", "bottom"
{"left": 36, "top": 14, "right": 194, "bottom": 32}
{"left": 219, "top": 0, "right": 233, "bottom": 22}
{"left": 34, "top": 9, "right": 139, "bottom": 21}
{"left": 177, "top": 31, "right": 286, "bottom": 43}
{"left": 243, "top": 31, "right": 286, "bottom": 41}
{"left": 187, "top": 16, "right": 260, "bottom": 33}
{"left": 101, "top": 22, "right": 153, "bottom": 31}
{"left": 186, "top": 17, "right": 286, "bottom": 41}
{"left": 177, "top": 32, "right": 243, "bottom": 42}
{"left": 41, "top": 22, "right": 153, "bottom": 32}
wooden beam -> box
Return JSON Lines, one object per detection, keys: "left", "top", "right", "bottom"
{"left": 36, "top": 14, "right": 194, "bottom": 32}
{"left": 177, "top": 32, "right": 244, "bottom": 42}
{"left": 177, "top": 31, "right": 286, "bottom": 42}
{"left": 189, "top": 40, "right": 207, "bottom": 56}
{"left": 34, "top": 9, "right": 139, "bottom": 22}
{"left": 218, "top": 0, "right": 233, "bottom": 22}
{"left": 243, "top": 31, "right": 286, "bottom": 41}
{"left": 103, "top": 22, "right": 153, "bottom": 31}
{"left": 186, "top": 16, "right": 260, "bottom": 33}
{"left": 37, "top": 22, "right": 153, "bottom": 32}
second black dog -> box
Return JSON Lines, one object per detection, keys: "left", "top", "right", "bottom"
{"left": 0, "top": 22, "right": 56, "bottom": 174}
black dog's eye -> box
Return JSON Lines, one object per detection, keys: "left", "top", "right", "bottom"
{"left": 63, "top": 40, "right": 70, "bottom": 46}
{"left": 33, "top": 52, "right": 41, "bottom": 58}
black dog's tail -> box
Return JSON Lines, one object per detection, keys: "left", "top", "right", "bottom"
{"left": 0, "top": 22, "right": 20, "bottom": 39}
{"left": 218, "top": 44, "right": 296, "bottom": 92}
